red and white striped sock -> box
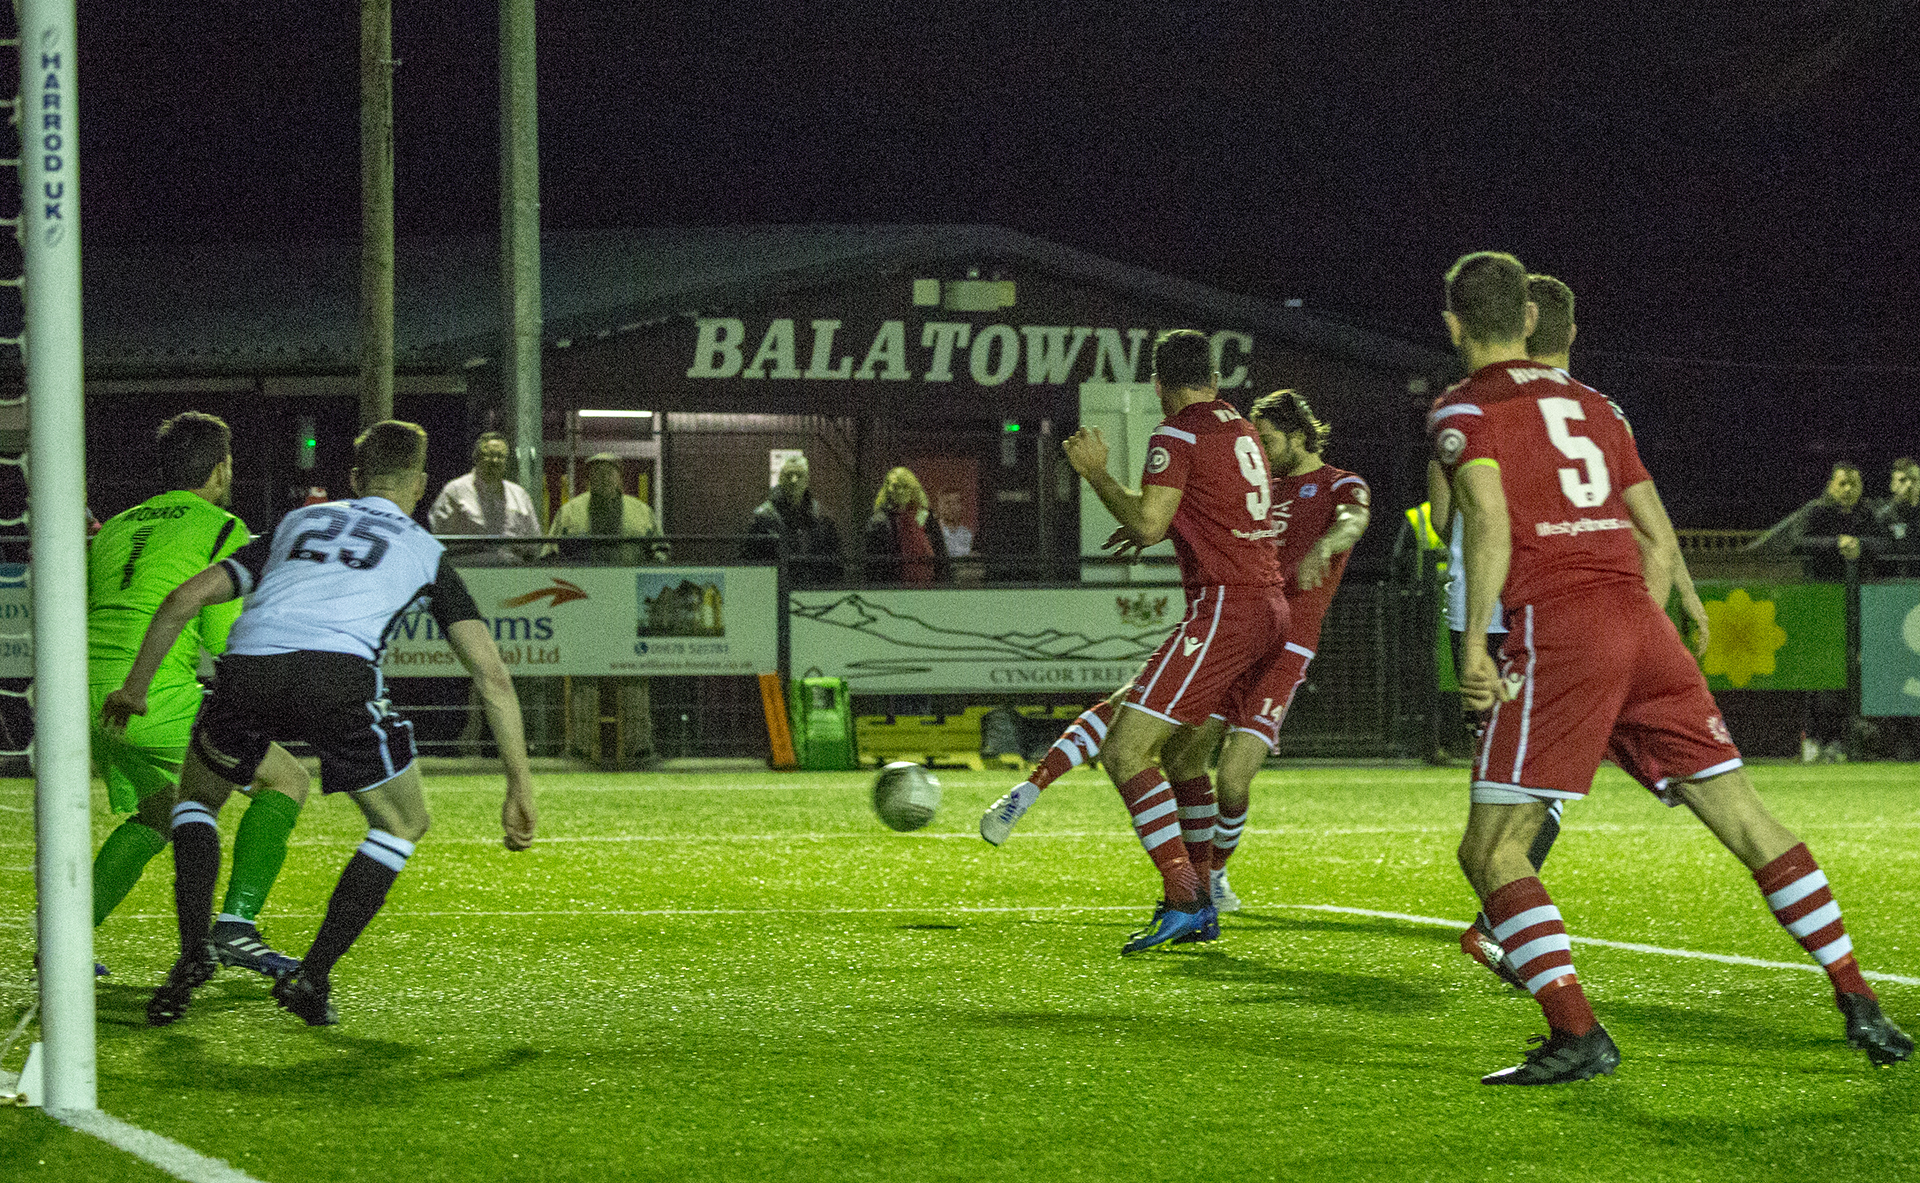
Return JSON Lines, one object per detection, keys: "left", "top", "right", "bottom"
{"left": 1170, "top": 775, "right": 1217, "bottom": 879}
{"left": 1755, "top": 843, "right": 1874, "bottom": 998}
{"left": 1118, "top": 767, "right": 1200, "bottom": 903}
{"left": 1211, "top": 807, "right": 1248, "bottom": 869}
{"left": 1483, "top": 877, "right": 1596, "bottom": 1036}
{"left": 1027, "top": 700, "right": 1116, "bottom": 791}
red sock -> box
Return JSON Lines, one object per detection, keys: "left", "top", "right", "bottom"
{"left": 1117, "top": 767, "right": 1199, "bottom": 903}
{"left": 1170, "top": 775, "right": 1216, "bottom": 878}
{"left": 1755, "top": 843, "right": 1874, "bottom": 999}
{"left": 1027, "top": 700, "right": 1116, "bottom": 791}
{"left": 1483, "top": 877, "right": 1596, "bottom": 1036}
{"left": 1211, "top": 807, "right": 1247, "bottom": 869}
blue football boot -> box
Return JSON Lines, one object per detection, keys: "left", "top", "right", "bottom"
{"left": 1120, "top": 899, "right": 1210, "bottom": 955}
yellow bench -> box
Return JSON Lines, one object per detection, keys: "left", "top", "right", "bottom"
{"left": 854, "top": 704, "right": 1089, "bottom": 770}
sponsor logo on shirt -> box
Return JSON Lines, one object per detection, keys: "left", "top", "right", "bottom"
{"left": 1435, "top": 427, "right": 1466, "bottom": 465}
{"left": 1183, "top": 636, "right": 1203, "bottom": 657}
{"left": 1534, "top": 516, "right": 1632, "bottom": 537}
{"left": 1145, "top": 446, "right": 1171, "bottom": 475}
{"left": 1351, "top": 485, "right": 1370, "bottom": 507}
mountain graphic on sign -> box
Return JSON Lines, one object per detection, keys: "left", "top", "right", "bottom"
{"left": 790, "top": 593, "right": 1162, "bottom": 664}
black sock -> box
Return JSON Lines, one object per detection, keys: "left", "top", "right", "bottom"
{"left": 169, "top": 802, "right": 222, "bottom": 957}
{"left": 302, "top": 831, "right": 413, "bottom": 979}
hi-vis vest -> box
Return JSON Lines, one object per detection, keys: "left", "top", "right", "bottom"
{"left": 1405, "top": 501, "right": 1442, "bottom": 551}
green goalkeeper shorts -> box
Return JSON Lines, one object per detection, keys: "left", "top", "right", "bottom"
{"left": 89, "top": 680, "right": 203, "bottom": 813}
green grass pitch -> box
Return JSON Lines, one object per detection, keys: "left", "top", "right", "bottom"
{"left": 3, "top": 761, "right": 1917, "bottom": 1182}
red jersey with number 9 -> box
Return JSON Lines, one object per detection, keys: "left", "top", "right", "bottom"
{"left": 1427, "top": 362, "right": 1651, "bottom": 608}
{"left": 1140, "top": 399, "right": 1284, "bottom": 595}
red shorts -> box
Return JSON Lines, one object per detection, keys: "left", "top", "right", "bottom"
{"left": 1473, "top": 587, "right": 1741, "bottom": 801}
{"left": 1218, "top": 641, "right": 1315, "bottom": 751}
{"left": 1127, "top": 584, "right": 1290, "bottom": 729}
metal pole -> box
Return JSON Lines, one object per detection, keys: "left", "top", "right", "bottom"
{"left": 359, "top": 0, "right": 394, "bottom": 427}
{"left": 500, "top": 0, "right": 544, "bottom": 512}
{"left": 21, "top": 0, "right": 97, "bottom": 1111}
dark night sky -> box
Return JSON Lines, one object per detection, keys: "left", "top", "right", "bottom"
{"left": 74, "top": 3, "right": 1920, "bottom": 519}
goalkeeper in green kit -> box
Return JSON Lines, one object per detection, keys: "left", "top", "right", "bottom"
{"left": 89, "top": 411, "right": 309, "bottom": 981}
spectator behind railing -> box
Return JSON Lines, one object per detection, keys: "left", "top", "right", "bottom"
{"left": 430, "top": 430, "right": 545, "bottom": 756}
{"left": 1872, "top": 457, "right": 1920, "bottom": 561}
{"left": 549, "top": 452, "right": 669, "bottom": 565}
{"left": 863, "top": 466, "right": 952, "bottom": 586}
{"left": 428, "top": 431, "right": 542, "bottom": 565}
{"left": 547, "top": 452, "right": 661, "bottom": 768}
{"left": 1748, "top": 460, "right": 1885, "bottom": 579}
{"left": 936, "top": 489, "right": 974, "bottom": 558}
{"left": 743, "top": 453, "right": 845, "bottom": 587}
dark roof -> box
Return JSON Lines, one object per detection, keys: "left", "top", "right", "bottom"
{"left": 81, "top": 225, "right": 1450, "bottom": 379}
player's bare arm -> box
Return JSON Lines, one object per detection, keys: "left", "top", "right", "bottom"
{"left": 1621, "top": 480, "right": 1709, "bottom": 658}
{"left": 1631, "top": 524, "right": 1674, "bottom": 610}
{"left": 1451, "top": 461, "right": 1509, "bottom": 711}
{"left": 1063, "top": 426, "right": 1182, "bottom": 546}
{"left": 1426, "top": 459, "right": 1451, "bottom": 533}
{"left": 445, "top": 616, "right": 538, "bottom": 850}
{"left": 1297, "top": 503, "right": 1369, "bottom": 591}
{"left": 100, "top": 562, "right": 239, "bottom": 731}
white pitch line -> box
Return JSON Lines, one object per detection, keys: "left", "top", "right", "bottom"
{"left": 96, "top": 900, "right": 1920, "bottom": 986}
{"left": 1258, "top": 903, "right": 1920, "bottom": 987}
{"left": 52, "top": 1109, "right": 266, "bottom": 1183}
{"left": 9, "top": 820, "right": 1920, "bottom": 855}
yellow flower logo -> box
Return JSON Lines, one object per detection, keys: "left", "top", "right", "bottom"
{"left": 1701, "top": 588, "right": 1789, "bottom": 687}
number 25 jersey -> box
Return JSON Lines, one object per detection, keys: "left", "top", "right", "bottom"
{"left": 1427, "top": 362, "right": 1651, "bottom": 609}
{"left": 221, "top": 496, "right": 479, "bottom": 662}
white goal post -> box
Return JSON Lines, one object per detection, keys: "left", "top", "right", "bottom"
{"left": 22, "top": 0, "right": 97, "bottom": 1113}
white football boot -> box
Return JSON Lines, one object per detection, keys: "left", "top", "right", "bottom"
{"left": 979, "top": 781, "right": 1039, "bottom": 846}
{"left": 1210, "top": 867, "right": 1242, "bottom": 912}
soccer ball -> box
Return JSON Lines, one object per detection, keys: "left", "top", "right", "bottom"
{"left": 872, "top": 761, "right": 941, "bottom": 832}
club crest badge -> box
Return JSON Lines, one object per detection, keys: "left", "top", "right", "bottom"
{"left": 1145, "top": 446, "right": 1171, "bottom": 475}
{"left": 1435, "top": 427, "right": 1466, "bottom": 465}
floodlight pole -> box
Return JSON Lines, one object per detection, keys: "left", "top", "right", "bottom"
{"left": 501, "top": 0, "right": 544, "bottom": 510}
{"left": 360, "top": 0, "right": 395, "bottom": 427}
{"left": 21, "top": 0, "right": 97, "bottom": 1112}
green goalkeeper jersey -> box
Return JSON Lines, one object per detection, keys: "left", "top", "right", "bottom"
{"left": 87, "top": 490, "right": 248, "bottom": 688}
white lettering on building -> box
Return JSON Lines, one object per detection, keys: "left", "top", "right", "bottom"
{"left": 689, "top": 319, "right": 1244, "bottom": 387}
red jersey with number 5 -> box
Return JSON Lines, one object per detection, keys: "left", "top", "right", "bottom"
{"left": 1140, "top": 399, "right": 1284, "bottom": 594}
{"left": 1427, "top": 362, "right": 1650, "bottom": 608}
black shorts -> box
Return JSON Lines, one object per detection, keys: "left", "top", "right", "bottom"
{"left": 192, "top": 651, "right": 416, "bottom": 794}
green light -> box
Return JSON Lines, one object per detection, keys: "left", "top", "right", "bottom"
{"left": 1002, "top": 421, "right": 1021, "bottom": 434}
{"left": 303, "top": 437, "right": 317, "bottom": 448}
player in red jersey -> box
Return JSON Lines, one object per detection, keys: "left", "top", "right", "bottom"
{"left": 979, "top": 390, "right": 1372, "bottom": 924}
{"left": 1436, "top": 251, "right": 1911, "bottom": 1084}
{"left": 1202, "top": 389, "right": 1368, "bottom": 909}
{"left": 1058, "top": 329, "right": 1290, "bottom": 954}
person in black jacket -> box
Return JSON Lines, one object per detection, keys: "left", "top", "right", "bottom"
{"left": 861, "top": 466, "right": 952, "bottom": 586}
{"left": 743, "top": 454, "right": 845, "bottom": 587}
{"left": 1872, "top": 457, "right": 1920, "bottom": 562}
{"left": 1793, "top": 462, "right": 1885, "bottom": 580}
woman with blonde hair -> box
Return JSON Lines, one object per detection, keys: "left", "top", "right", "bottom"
{"left": 862, "top": 466, "right": 951, "bottom": 585}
